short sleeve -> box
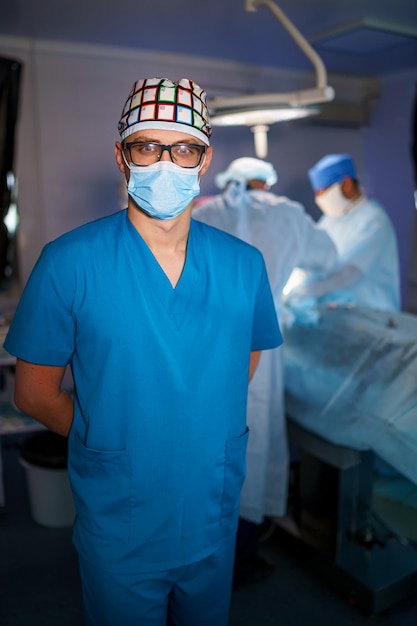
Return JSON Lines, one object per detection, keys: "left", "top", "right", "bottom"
{"left": 251, "top": 257, "right": 283, "bottom": 351}
{"left": 4, "top": 244, "right": 75, "bottom": 365}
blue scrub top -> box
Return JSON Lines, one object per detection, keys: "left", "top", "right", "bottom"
{"left": 5, "top": 210, "right": 282, "bottom": 573}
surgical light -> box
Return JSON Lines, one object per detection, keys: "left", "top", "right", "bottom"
{"left": 209, "top": 0, "right": 335, "bottom": 157}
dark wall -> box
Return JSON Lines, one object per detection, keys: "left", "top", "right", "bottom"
{"left": 0, "top": 56, "right": 22, "bottom": 288}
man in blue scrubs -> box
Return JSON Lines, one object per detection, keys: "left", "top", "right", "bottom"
{"left": 4, "top": 77, "right": 282, "bottom": 626}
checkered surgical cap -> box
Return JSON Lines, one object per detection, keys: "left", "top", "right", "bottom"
{"left": 118, "top": 77, "right": 212, "bottom": 145}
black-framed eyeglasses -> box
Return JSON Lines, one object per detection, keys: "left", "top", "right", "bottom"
{"left": 123, "top": 141, "right": 207, "bottom": 168}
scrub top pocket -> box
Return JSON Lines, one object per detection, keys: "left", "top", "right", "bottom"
{"left": 221, "top": 427, "right": 249, "bottom": 523}
{"left": 69, "top": 436, "right": 131, "bottom": 542}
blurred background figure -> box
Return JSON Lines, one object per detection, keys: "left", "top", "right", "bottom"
{"left": 193, "top": 157, "right": 338, "bottom": 586}
{"left": 287, "top": 153, "right": 400, "bottom": 312}
{"left": 285, "top": 153, "right": 402, "bottom": 524}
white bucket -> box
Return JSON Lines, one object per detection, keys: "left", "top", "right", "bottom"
{"left": 19, "top": 457, "right": 75, "bottom": 528}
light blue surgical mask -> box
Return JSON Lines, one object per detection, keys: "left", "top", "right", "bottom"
{"left": 127, "top": 161, "right": 201, "bottom": 220}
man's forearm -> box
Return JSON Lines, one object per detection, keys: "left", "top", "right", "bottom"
{"left": 15, "top": 389, "right": 74, "bottom": 437}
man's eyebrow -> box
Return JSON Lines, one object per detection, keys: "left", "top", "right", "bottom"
{"left": 127, "top": 136, "right": 203, "bottom": 145}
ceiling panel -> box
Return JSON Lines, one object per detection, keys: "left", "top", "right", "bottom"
{"left": 1, "top": 0, "right": 417, "bottom": 76}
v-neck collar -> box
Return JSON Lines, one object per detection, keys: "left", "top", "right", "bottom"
{"left": 124, "top": 213, "right": 201, "bottom": 329}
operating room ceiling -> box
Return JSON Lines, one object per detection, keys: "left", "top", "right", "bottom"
{"left": 2, "top": 0, "right": 417, "bottom": 76}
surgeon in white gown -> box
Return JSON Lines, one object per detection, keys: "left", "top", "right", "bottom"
{"left": 193, "top": 158, "right": 338, "bottom": 568}
{"left": 288, "top": 153, "right": 400, "bottom": 311}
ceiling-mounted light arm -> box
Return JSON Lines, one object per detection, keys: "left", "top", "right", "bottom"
{"left": 210, "top": 0, "right": 334, "bottom": 115}
{"left": 209, "top": 0, "right": 335, "bottom": 158}
{"left": 208, "top": 88, "right": 333, "bottom": 113}
{"left": 245, "top": 0, "right": 329, "bottom": 92}
{"left": 251, "top": 125, "right": 270, "bottom": 159}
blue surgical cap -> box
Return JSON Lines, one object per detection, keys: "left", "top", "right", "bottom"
{"left": 215, "top": 157, "right": 278, "bottom": 189}
{"left": 308, "top": 154, "right": 356, "bottom": 192}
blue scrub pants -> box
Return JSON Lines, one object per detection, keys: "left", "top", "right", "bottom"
{"left": 78, "top": 535, "right": 236, "bottom": 626}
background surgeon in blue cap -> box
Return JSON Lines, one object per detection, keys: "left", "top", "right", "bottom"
{"left": 288, "top": 153, "right": 400, "bottom": 312}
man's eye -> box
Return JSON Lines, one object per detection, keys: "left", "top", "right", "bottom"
{"left": 135, "top": 143, "right": 157, "bottom": 154}
{"left": 175, "top": 145, "right": 193, "bottom": 156}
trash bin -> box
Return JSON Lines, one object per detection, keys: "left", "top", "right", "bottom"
{"left": 19, "top": 431, "right": 75, "bottom": 528}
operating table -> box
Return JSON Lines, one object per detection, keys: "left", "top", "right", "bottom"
{"left": 281, "top": 305, "right": 417, "bottom": 614}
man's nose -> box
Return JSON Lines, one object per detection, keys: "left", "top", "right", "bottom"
{"left": 160, "top": 146, "right": 172, "bottom": 162}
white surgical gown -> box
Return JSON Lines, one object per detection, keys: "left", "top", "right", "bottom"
{"left": 193, "top": 184, "right": 338, "bottom": 523}
{"left": 316, "top": 197, "right": 400, "bottom": 311}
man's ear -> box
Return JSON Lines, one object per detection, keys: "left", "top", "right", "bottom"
{"left": 200, "top": 146, "right": 213, "bottom": 177}
{"left": 114, "top": 142, "right": 127, "bottom": 174}
{"left": 341, "top": 176, "right": 355, "bottom": 198}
